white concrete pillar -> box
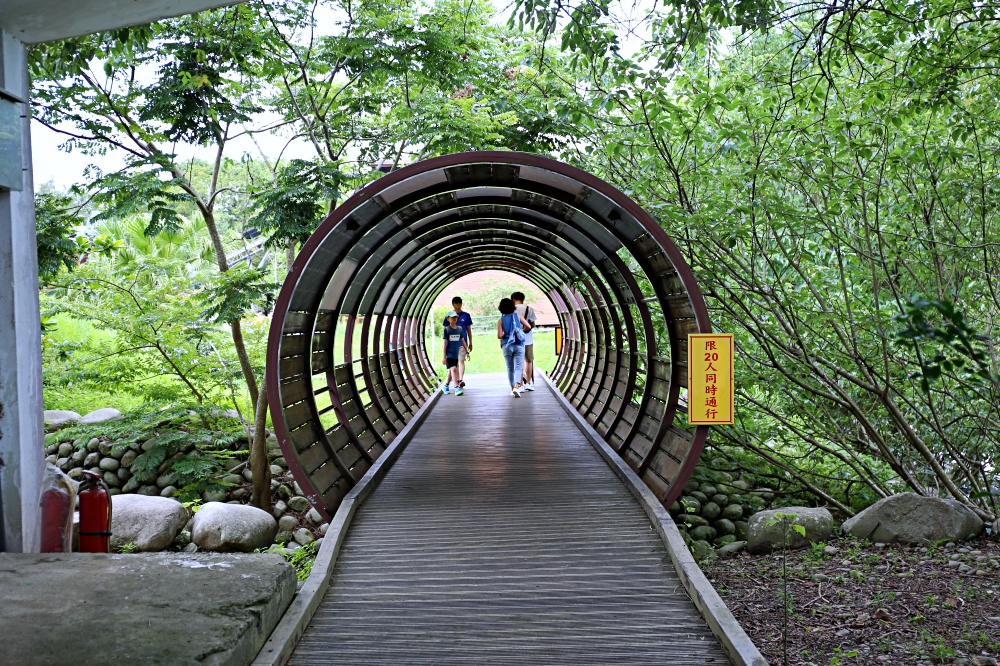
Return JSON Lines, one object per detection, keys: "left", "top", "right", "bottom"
{"left": 0, "top": 30, "right": 43, "bottom": 553}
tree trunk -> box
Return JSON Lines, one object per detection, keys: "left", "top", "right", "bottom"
{"left": 231, "top": 318, "right": 259, "bottom": 408}
{"left": 251, "top": 387, "right": 272, "bottom": 512}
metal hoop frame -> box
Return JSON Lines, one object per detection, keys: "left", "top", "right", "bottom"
{"left": 265, "top": 152, "right": 712, "bottom": 521}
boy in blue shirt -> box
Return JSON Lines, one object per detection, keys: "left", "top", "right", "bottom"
{"left": 442, "top": 310, "right": 470, "bottom": 395}
{"left": 441, "top": 296, "right": 473, "bottom": 387}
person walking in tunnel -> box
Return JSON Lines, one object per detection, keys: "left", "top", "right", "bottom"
{"left": 497, "top": 298, "right": 528, "bottom": 397}
{"left": 442, "top": 296, "right": 473, "bottom": 388}
{"left": 511, "top": 291, "right": 537, "bottom": 391}
{"left": 442, "top": 311, "right": 469, "bottom": 396}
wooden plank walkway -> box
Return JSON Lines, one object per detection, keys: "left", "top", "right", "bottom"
{"left": 291, "top": 373, "right": 730, "bottom": 665}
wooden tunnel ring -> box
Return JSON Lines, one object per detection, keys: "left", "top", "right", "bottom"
{"left": 265, "top": 152, "right": 712, "bottom": 521}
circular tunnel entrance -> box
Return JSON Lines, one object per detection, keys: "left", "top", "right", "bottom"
{"left": 266, "top": 152, "right": 712, "bottom": 520}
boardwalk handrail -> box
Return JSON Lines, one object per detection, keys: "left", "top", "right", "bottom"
{"left": 266, "top": 152, "right": 713, "bottom": 524}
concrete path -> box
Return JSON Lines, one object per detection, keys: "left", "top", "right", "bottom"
{"left": 291, "top": 373, "right": 729, "bottom": 665}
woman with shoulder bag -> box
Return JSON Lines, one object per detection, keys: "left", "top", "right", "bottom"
{"left": 497, "top": 297, "right": 527, "bottom": 397}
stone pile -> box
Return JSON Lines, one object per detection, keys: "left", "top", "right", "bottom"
{"left": 46, "top": 410, "right": 327, "bottom": 553}
{"left": 667, "top": 471, "right": 770, "bottom": 558}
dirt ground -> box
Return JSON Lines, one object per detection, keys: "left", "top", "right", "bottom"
{"left": 701, "top": 537, "right": 1000, "bottom": 666}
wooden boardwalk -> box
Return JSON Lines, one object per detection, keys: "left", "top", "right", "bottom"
{"left": 290, "top": 373, "right": 729, "bottom": 665}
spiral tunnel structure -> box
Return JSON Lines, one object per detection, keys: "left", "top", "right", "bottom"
{"left": 265, "top": 152, "right": 712, "bottom": 521}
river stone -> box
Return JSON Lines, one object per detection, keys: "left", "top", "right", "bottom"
{"left": 110, "top": 494, "right": 189, "bottom": 551}
{"left": 98, "top": 441, "right": 113, "bottom": 456}
{"left": 120, "top": 450, "right": 137, "bottom": 467}
{"left": 701, "top": 502, "right": 721, "bottom": 521}
{"left": 278, "top": 515, "right": 297, "bottom": 532}
{"left": 222, "top": 474, "right": 242, "bottom": 486}
{"left": 690, "top": 539, "right": 712, "bottom": 560}
{"left": 681, "top": 514, "right": 709, "bottom": 528}
{"left": 722, "top": 503, "right": 744, "bottom": 521}
{"left": 57, "top": 458, "right": 72, "bottom": 472}
{"left": 735, "top": 520, "right": 748, "bottom": 541}
{"left": 109, "top": 445, "right": 127, "bottom": 460}
{"left": 683, "top": 480, "right": 699, "bottom": 493}
{"left": 680, "top": 497, "right": 701, "bottom": 514}
{"left": 58, "top": 443, "right": 73, "bottom": 458}
{"left": 78, "top": 408, "right": 122, "bottom": 426}
{"left": 156, "top": 474, "right": 175, "bottom": 490}
{"left": 99, "top": 457, "right": 120, "bottom": 472}
{"left": 44, "top": 410, "right": 81, "bottom": 432}
{"left": 305, "top": 508, "right": 323, "bottom": 526}
{"left": 103, "top": 472, "right": 122, "bottom": 488}
{"left": 121, "top": 478, "right": 140, "bottom": 493}
{"left": 84, "top": 452, "right": 100, "bottom": 467}
{"left": 44, "top": 454, "right": 58, "bottom": 465}
{"left": 202, "top": 488, "right": 228, "bottom": 502}
{"left": 45, "top": 443, "right": 59, "bottom": 456}
{"left": 192, "top": 502, "right": 278, "bottom": 552}
{"left": 292, "top": 528, "right": 315, "bottom": 546}
{"left": 287, "top": 496, "right": 310, "bottom": 513}
{"left": 841, "top": 493, "right": 985, "bottom": 544}
{"left": 87, "top": 438, "right": 101, "bottom": 452}
{"left": 117, "top": 467, "right": 131, "bottom": 481}
{"left": 701, "top": 485, "right": 718, "bottom": 497}
{"left": 712, "top": 494, "right": 729, "bottom": 506}
{"left": 690, "top": 525, "right": 717, "bottom": 542}
{"left": 747, "top": 507, "right": 835, "bottom": 553}
{"left": 137, "top": 485, "right": 160, "bottom": 496}
{"left": 717, "top": 540, "right": 746, "bottom": 557}
{"left": 689, "top": 491, "right": 708, "bottom": 504}
{"left": 714, "top": 518, "right": 736, "bottom": 535}
{"left": 268, "top": 464, "right": 282, "bottom": 477}
{"left": 161, "top": 486, "right": 177, "bottom": 498}
{"left": 273, "top": 457, "right": 286, "bottom": 468}
{"left": 714, "top": 534, "right": 736, "bottom": 547}
{"left": 68, "top": 468, "right": 85, "bottom": 481}
{"left": 242, "top": 468, "right": 254, "bottom": 483}
{"left": 274, "top": 530, "right": 292, "bottom": 544}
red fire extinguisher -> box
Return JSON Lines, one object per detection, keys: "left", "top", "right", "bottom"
{"left": 40, "top": 465, "right": 76, "bottom": 552}
{"left": 78, "top": 470, "right": 113, "bottom": 553}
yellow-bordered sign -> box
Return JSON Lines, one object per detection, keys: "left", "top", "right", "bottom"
{"left": 688, "top": 334, "right": 734, "bottom": 425}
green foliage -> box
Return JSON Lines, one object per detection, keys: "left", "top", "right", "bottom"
{"left": 249, "top": 159, "right": 346, "bottom": 248}
{"left": 35, "top": 191, "right": 84, "bottom": 283}
{"left": 894, "top": 296, "right": 997, "bottom": 392}
{"left": 198, "top": 265, "right": 279, "bottom": 324}
{"left": 270, "top": 541, "right": 320, "bottom": 581}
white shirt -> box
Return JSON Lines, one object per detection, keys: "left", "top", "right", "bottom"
{"left": 514, "top": 304, "right": 536, "bottom": 345}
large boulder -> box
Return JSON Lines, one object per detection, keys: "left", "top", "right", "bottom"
{"left": 44, "top": 410, "right": 81, "bottom": 432}
{"left": 110, "top": 494, "right": 189, "bottom": 552}
{"left": 78, "top": 408, "right": 122, "bottom": 426}
{"left": 747, "top": 507, "right": 835, "bottom": 553}
{"left": 192, "top": 502, "right": 278, "bottom": 552}
{"left": 841, "top": 493, "right": 984, "bottom": 544}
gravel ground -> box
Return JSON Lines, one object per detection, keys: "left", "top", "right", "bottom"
{"left": 701, "top": 537, "right": 1000, "bottom": 666}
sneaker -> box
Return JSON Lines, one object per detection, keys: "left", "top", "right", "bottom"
{"left": 512, "top": 387, "right": 521, "bottom": 398}
{"left": 455, "top": 387, "right": 464, "bottom": 396}
{"left": 523, "top": 383, "right": 535, "bottom": 391}
{"left": 443, "top": 385, "right": 450, "bottom": 394}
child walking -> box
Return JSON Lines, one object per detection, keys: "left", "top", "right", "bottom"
{"left": 442, "top": 310, "right": 470, "bottom": 395}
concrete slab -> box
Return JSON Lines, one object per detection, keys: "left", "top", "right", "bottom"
{"left": 0, "top": 552, "right": 296, "bottom": 665}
